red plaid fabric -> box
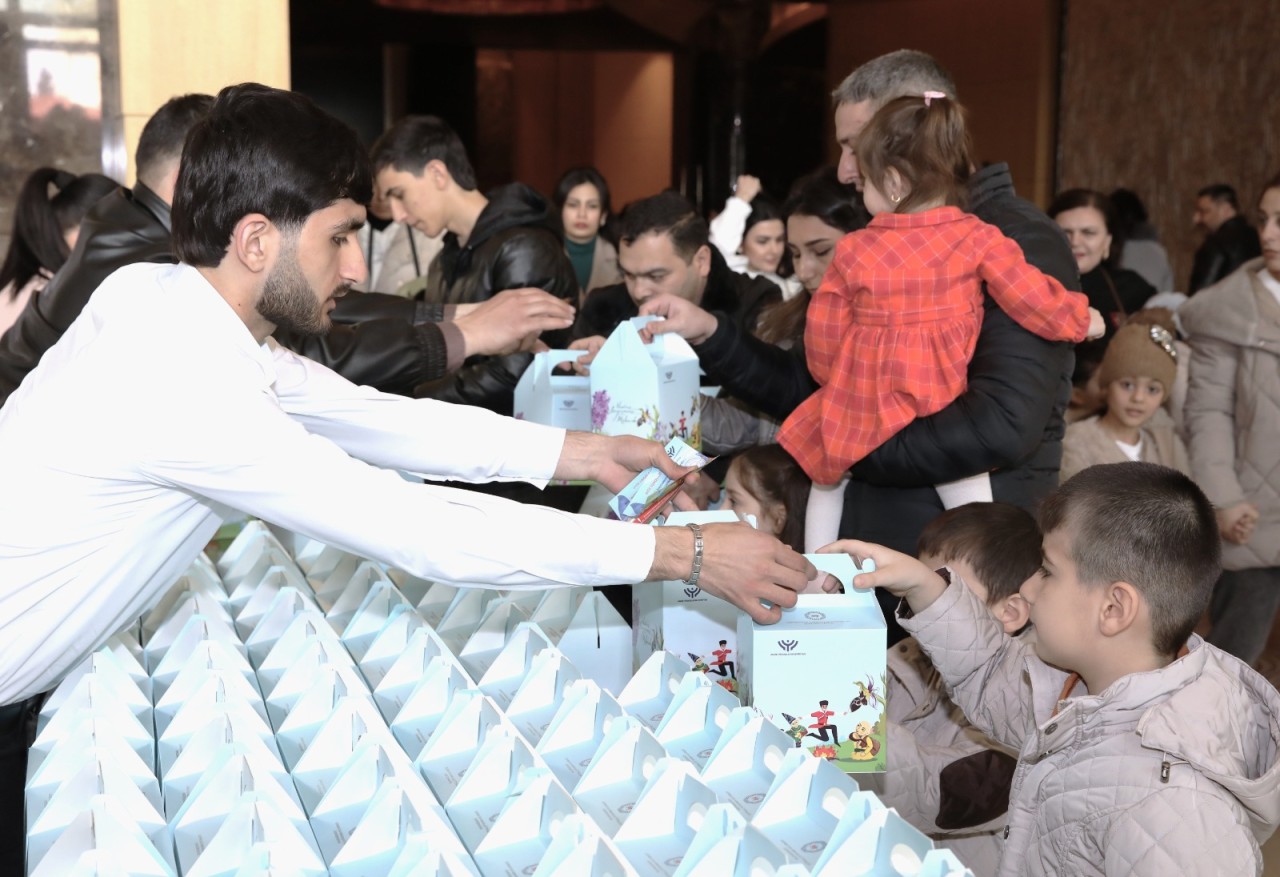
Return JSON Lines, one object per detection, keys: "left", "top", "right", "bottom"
{"left": 778, "top": 207, "right": 1090, "bottom": 485}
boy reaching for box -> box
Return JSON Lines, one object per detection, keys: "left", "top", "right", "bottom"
{"left": 861, "top": 503, "right": 1041, "bottom": 876}
{"left": 825, "top": 463, "right": 1280, "bottom": 876}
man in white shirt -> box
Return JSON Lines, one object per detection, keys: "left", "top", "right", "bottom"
{"left": 0, "top": 83, "right": 810, "bottom": 848}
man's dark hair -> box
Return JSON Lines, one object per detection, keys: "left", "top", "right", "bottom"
{"left": 135, "top": 93, "right": 214, "bottom": 187}
{"left": 917, "top": 502, "right": 1042, "bottom": 606}
{"left": 370, "top": 115, "right": 477, "bottom": 191}
{"left": 1197, "top": 183, "right": 1239, "bottom": 211}
{"left": 1039, "top": 463, "right": 1221, "bottom": 657}
{"left": 614, "top": 191, "right": 708, "bottom": 261}
{"left": 171, "top": 83, "right": 373, "bottom": 268}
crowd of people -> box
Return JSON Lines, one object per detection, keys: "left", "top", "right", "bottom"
{"left": 2, "top": 47, "right": 1279, "bottom": 877}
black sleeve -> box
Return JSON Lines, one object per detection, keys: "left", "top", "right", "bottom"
{"left": 329, "top": 288, "right": 437, "bottom": 325}
{"left": 693, "top": 315, "right": 816, "bottom": 421}
{"left": 1188, "top": 243, "right": 1225, "bottom": 294}
{"left": 274, "top": 320, "right": 449, "bottom": 397}
{"left": 935, "top": 749, "right": 1018, "bottom": 830}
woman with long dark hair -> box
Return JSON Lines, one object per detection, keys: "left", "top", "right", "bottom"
{"left": 552, "top": 166, "right": 621, "bottom": 301}
{"left": 0, "top": 167, "right": 117, "bottom": 335}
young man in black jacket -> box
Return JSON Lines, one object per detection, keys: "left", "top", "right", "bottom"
{"left": 372, "top": 117, "right": 579, "bottom": 416}
{"left": 0, "top": 96, "right": 572, "bottom": 407}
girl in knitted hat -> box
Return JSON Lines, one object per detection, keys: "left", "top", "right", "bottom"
{"left": 1059, "top": 322, "right": 1189, "bottom": 483}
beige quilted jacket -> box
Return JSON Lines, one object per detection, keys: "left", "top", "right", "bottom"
{"left": 901, "top": 577, "right": 1280, "bottom": 877}
{"left": 1180, "top": 260, "right": 1280, "bottom": 570}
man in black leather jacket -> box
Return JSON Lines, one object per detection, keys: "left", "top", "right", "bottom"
{"left": 572, "top": 190, "right": 780, "bottom": 345}
{"left": 1189, "top": 183, "right": 1261, "bottom": 293}
{"left": 373, "top": 116, "right": 579, "bottom": 416}
{"left": 0, "top": 96, "right": 574, "bottom": 407}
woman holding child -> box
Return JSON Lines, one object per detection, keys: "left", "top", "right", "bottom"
{"left": 1179, "top": 172, "right": 1280, "bottom": 666}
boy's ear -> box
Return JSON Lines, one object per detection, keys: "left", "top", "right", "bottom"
{"left": 1098, "top": 580, "right": 1143, "bottom": 638}
{"left": 994, "top": 593, "right": 1031, "bottom": 635}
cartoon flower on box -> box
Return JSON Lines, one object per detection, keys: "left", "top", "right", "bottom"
{"left": 591, "top": 390, "right": 610, "bottom": 431}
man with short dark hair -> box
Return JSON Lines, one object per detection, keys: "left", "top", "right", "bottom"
{"left": 571, "top": 190, "right": 780, "bottom": 341}
{"left": 1189, "top": 183, "right": 1260, "bottom": 293}
{"left": 373, "top": 116, "right": 578, "bottom": 414}
{"left": 827, "top": 50, "right": 1080, "bottom": 643}
{"left": 0, "top": 84, "right": 812, "bottom": 865}
{"left": 0, "top": 96, "right": 572, "bottom": 406}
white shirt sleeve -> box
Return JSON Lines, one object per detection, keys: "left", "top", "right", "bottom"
{"left": 709, "top": 196, "right": 753, "bottom": 266}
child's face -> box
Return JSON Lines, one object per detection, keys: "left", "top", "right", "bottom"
{"left": 1101, "top": 375, "right": 1165, "bottom": 431}
{"left": 721, "top": 463, "right": 784, "bottom": 537}
{"left": 1020, "top": 526, "right": 1101, "bottom": 672}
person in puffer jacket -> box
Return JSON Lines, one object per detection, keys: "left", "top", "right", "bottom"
{"left": 823, "top": 462, "right": 1280, "bottom": 877}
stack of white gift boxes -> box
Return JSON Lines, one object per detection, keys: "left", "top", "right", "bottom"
{"left": 24, "top": 518, "right": 975, "bottom": 877}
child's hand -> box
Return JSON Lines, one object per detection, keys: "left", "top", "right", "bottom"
{"left": 1085, "top": 307, "right": 1106, "bottom": 340}
{"left": 818, "top": 539, "right": 950, "bottom": 614}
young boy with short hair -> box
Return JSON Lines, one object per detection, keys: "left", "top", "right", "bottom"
{"left": 864, "top": 503, "right": 1039, "bottom": 875}
{"left": 829, "top": 463, "right": 1280, "bottom": 876}
{"left": 1060, "top": 321, "right": 1189, "bottom": 482}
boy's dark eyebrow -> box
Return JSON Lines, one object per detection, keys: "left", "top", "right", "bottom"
{"left": 330, "top": 217, "right": 364, "bottom": 234}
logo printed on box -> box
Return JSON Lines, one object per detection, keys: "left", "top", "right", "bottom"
{"left": 778, "top": 640, "right": 798, "bottom": 652}
{"left": 683, "top": 587, "right": 702, "bottom": 599}
{"left": 805, "top": 611, "right": 826, "bottom": 621}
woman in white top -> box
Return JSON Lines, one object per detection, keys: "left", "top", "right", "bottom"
{"left": 709, "top": 174, "right": 803, "bottom": 300}
{"left": 0, "top": 167, "right": 117, "bottom": 337}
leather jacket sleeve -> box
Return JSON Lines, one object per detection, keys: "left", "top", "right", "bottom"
{"left": 1188, "top": 243, "right": 1227, "bottom": 295}
{"left": 693, "top": 314, "right": 816, "bottom": 421}
{"left": 273, "top": 320, "right": 450, "bottom": 397}
{"left": 329, "top": 289, "right": 442, "bottom": 325}
{"left": 416, "top": 233, "right": 577, "bottom": 414}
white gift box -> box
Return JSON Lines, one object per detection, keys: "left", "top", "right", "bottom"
{"left": 505, "top": 649, "right": 582, "bottom": 745}
{"left": 476, "top": 622, "right": 556, "bottom": 710}
{"left": 233, "top": 568, "right": 311, "bottom": 639}
{"left": 416, "top": 581, "right": 460, "bottom": 628}
{"left": 378, "top": 635, "right": 469, "bottom": 734}
{"left": 617, "top": 651, "right": 688, "bottom": 731}
{"left": 158, "top": 692, "right": 277, "bottom": 781}
{"left": 178, "top": 797, "right": 326, "bottom": 877}
{"left": 28, "top": 799, "right": 177, "bottom": 877}
{"left": 359, "top": 609, "right": 428, "bottom": 693}
{"left": 634, "top": 510, "right": 745, "bottom": 694}
{"left": 152, "top": 634, "right": 256, "bottom": 705}
{"left": 287, "top": 697, "right": 393, "bottom": 810}
{"left": 225, "top": 552, "right": 302, "bottom": 614}
{"left": 527, "top": 587, "right": 589, "bottom": 644}
{"left": 810, "top": 807, "right": 934, "bottom": 877}
{"left": 558, "top": 591, "right": 632, "bottom": 697}
{"left": 386, "top": 847, "right": 482, "bottom": 877}
{"left": 671, "top": 802, "right": 789, "bottom": 877}
{"left": 309, "top": 741, "right": 459, "bottom": 863}
{"left": 254, "top": 613, "right": 345, "bottom": 690}
{"left": 324, "top": 779, "right": 468, "bottom": 877}
{"left": 325, "top": 561, "right": 395, "bottom": 635}
{"left": 653, "top": 671, "right": 738, "bottom": 771}
{"left": 469, "top": 771, "right": 581, "bottom": 877}
{"left": 456, "top": 597, "right": 532, "bottom": 680}
{"left": 612, "top": 758, "right": 719, "bottom": 877}
{"left": 750, "top": 747, "right": 857, "bottom": 867}
{"left": 529, "top": 812, "right": 638, "bottom": 877}
{"left": 308, "top": 551, "right": 365, "bottom": 611}
{"left": 146, "top": 613, "right": 246, "bottom": 681}
{"left": 143, "top": 570, "right": 229, "bottom": 641}
{"left": 264, "top": 646, "right": 368, "bottom": 731}
{"left": 572, "top": 715, "right": 668, "bottom": 835}
{"left": 535, "top": 679, "right": 626, "bottom": 793}
{"left": 26, "top": 723, "right": 158, "bottom": 828}
{"left": 340, "top": 583, "right": 412, "bottom": 663}
{"left": 589, "top": 316, "right": 702, "bottom": 448}
{"left": 27, "top": 762, "right": 168, "bottom": 873}
{"left": 700, "top": 707, "right": 792, "bottom": 818}
{"left": 155, "top": 666, "right": 267, "bottom": 739}
{"left": 513, "top": 349, "right": 594, "bottom": 431}
{"left": 444, "top": 726, "right": 543, "bottom": 852}
{"left": 30, "top": 702, "right": 154, "bottom": 779}
{"left": 414, "top": 691, "right": 504, "bottom": 802}
{"left": 738, "top": 554, "right": 887, "bottom": 775}
{"left": 385, "top": 568, "right": 435, "bottom": 606}
{"left": 242, "top": 593, "right": 324, "bottom": 669}
{"left": 170, "top": 751, "right": 309, "bottom": 857}
{"left": 162, "top": 728, "right": 291, "bottom": 819}
{"left": 215, "top": 521, "right": 278, "bottom": 579}
{"left": 144, "top": 600, "right": 240, "bottom": 670}
{"left": 434, "top": 588, "right": 501, "bottom": 656}
{"left": 39, "top": 655, "right": 151, "bottom": 736}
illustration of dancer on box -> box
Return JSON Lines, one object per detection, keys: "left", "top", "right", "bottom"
{"left": 709, "top": 639, "right": 735, "bottom": 678}
{"left": 808, "top": 700, "right": 840, "bottom": 744}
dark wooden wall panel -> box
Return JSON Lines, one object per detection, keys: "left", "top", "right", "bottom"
{"left": 1058, "top": 0, "right": 1280, "bottom": 290}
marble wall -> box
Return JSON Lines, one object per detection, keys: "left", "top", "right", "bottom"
{"left": 0, "top": 0, "right": 119, "bottom": 256}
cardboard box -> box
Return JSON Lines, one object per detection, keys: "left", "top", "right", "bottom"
{"left": 513, "top": 349, "right": 593, "bottom": 431}
{"left": 738, "top": 554, "right": 887, "bottom": 774}
{"left": 589, "top": 317, "right": 702, "bottom": 449}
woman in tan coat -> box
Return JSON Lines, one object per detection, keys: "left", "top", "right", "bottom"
{"left": 1179, "top": 172, "right": 1280, "bottom": 665}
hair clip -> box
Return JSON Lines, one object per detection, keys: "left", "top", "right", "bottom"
{"left": 923, "top": 91, "right": 947, "bottom": 107}
{"left": 1148, "top": 324, "right": 1177, "bottom": 361}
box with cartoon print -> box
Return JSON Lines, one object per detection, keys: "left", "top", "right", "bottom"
{"left": 737, "top": 554, "right": 887, "bottom": 774}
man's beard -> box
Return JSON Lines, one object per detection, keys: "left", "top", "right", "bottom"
{"left": 258, "top": 244, "right": 346, "bottom": 338}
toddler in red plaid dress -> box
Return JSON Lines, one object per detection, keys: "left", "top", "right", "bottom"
{"left": 778, "top": 93, "right": 1103, "bottom": 549}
